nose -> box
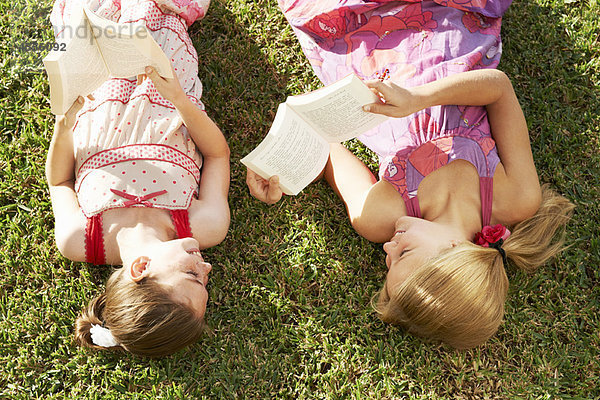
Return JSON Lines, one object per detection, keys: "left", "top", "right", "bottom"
{"left": 201, "top": 262, "right": 212, "bottom": 274}
{"left": 199, "top": 262, "right": 212, "bottom": 286}
{"left": 382, "top": 241, "right": 395, "bottom": 255}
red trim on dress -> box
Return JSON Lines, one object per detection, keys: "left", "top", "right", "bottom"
{"left": 85, "top": 214, "right": 106, "bottom": 265}
{"left": 84, "top": 209, "right": 193, "bottom": 266}
{"left": 170, "top": 209, "right": 193, "bottom": 238}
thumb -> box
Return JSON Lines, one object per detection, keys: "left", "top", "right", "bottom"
{"left": 145, "top": 66, "right": 161, "bottom": 83}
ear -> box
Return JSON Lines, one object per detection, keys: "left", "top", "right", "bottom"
{"left": 128, "top": 256, "right": 151, "bottom": 283}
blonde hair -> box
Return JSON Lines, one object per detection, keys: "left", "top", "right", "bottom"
{"left": 375, "top": 185, "right": 574, "bottom": 349}
{"left": 75, "top": 267, "right": 204, "bottom": 357}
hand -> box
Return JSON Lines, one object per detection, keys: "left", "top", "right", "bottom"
{"left": 362, "top": 80, "right": 418, "bottom": 118}
{"left": 140, "top": 66, "right": 186, "bottom": 106}
{"left": 246, "top": 169, "right": 283, "bottom": 205}
{"left": 55, "top": 94, "right": 93, "bottom": 131}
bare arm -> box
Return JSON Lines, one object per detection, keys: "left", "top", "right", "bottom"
{"left": 324, "top": 144, "right": 405, "bottom": 242}
{"left": 45, "top": 98, "right": 88, "bottom": 261}
{"left": 144, "top": 66, "right": 231, "bottom": 247}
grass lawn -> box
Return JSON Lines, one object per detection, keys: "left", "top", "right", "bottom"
{"left": 1, "top": 0, "right": 599, "bottom": 398}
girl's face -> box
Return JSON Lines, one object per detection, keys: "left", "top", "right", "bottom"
{"left": 383, "top": 217, "right": 461, "bottom": 295}
{"left": 132, "top": 238, "right": 212, "bottom": 318}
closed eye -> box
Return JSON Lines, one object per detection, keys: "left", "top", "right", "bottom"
{"left": 186, "top": 270, "right": 205, "bottom": 287}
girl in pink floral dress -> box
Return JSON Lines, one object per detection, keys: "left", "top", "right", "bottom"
{"left": 46, "top": 0, "right": 229, "bottom": 357}
{"left": 247, "top": 0, "right": 573, "bottom": 349}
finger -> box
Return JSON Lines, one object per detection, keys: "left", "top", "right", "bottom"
{"left": 266, "top": 176, "right": 283, "bottom": 204}
{"left": 87, "top": 94, "right": 95, "bottom": 101}
{"left": 144, "top": 66, "right": 163, "bottom": 84}
{"left": 362, "top": 102, "right": 396, "bottom": 116}
{"left": 246, "top": 168, "right": 260, "bottom": 185}
{"left": 65, "top": 96, "right": 85, "bottom": 117}
{"left": 245, "top": 169, "right": 264, "bottom": 197}
{"left": 137, "top": 74, "right": 143, "bottom": 85}
{"left": 365, "top": 80, "right": 396, "bottom": 98}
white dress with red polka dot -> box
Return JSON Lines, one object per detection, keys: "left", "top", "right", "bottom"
{"left": 50, "top": 0, "right": 211, "bottom": 264}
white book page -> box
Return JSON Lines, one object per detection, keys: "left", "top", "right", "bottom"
{"left": 286, "top": 74, "right": 387, "bottom": 143}
{"left": 241, "top": 104, "right": 330, "bottom": 196}
{"left": 43, "top": 14, "right": 108, "bottom": 114}
{"left": 83, "top": 7, "right": 172, "bottom": 79}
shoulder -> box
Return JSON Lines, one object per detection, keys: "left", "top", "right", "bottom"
{"left": 53, "top": 211, "right": 87, "bottom": 262}
{"left": 351, "top": 180, "right": 406, "bottom": 243}
{"left": 48, "top": 184, "right": 88, "bottom": 262}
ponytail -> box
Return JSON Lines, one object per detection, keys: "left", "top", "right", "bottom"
{"left": 74, "top": 267, "right": 205, "bottom": 357}
{"left": 74, "top": 294, "right": 123, "bottom": 351}
{"left": 504, "top": 184, "right": 574, "bottom": 273}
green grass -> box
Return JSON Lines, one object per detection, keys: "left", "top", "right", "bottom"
{"left": 1, "top": 0, "right": 599, "bottom": 398}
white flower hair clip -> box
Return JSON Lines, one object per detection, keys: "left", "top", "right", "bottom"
{"left": 90, "top": 324, "right": 119, "bottom": 348}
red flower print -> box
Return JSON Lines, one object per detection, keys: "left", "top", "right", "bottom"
{"left": 393, "top": 3, "right": 437, "bottom": 32}
{"left": 359, "top": 4, "right": 437, "bottom": 36}
{"left": 462, "top": 12, "right": 499, "bottom": 35}
{"left": 307, "top": 9, "right": 347, "bottom": 40}
{"left": 443, "top": 0, "right": 488, "bottom": 12}
{"left": 382, "top": 157, "right": 407, "bottom": 195}
{"left": 408, "top": 137, "right": 452, "bottom": 177}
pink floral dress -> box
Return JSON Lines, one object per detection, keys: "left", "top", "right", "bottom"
{"left": 279, "top": 0, "right": 512, "bottom": 225}
{"left": 50, "top": 0, "right": 211, "bottom": 264}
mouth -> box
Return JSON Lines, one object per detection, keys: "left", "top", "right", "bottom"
{"left": 391, "top": 230, "right": 405, "bottom": 240}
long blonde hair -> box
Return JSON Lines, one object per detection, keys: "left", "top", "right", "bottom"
{"left": 75, "top": 267, "right": 204, "bottom": 357}
{"left": 375, "top": 185, "right": 574, "bottom": 349}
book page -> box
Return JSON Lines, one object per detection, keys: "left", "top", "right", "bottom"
{"left": 43, "top": 15, "right": 108, "bottom": 115}
{"left": 83, "top": 7, "right": 172, "bottom": 79}
{"left": 286, "top": 74, "right": 388, "bottom": 143}
{"left": 241, "top": 104, "right": 330, "bottom": 196}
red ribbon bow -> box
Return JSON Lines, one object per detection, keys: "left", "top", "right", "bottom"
{"left": 110, "top": 189, "right": 168, "bottom": 207}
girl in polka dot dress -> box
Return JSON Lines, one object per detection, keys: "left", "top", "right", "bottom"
{"left": 46, "top": 0, "right": 228, "bottom": 357}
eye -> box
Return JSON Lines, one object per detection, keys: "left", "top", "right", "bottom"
{"left": 187, "top": 270, "right": 199, "bottom": 277}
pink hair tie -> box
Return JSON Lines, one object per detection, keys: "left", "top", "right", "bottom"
{"left": 474, "top": 224, "right": 511, "bottom": 266}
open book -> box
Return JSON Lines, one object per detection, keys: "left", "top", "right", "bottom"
{"left": 241, "top": 74, "right": 388, "bottom": 195}
{"left": 43, "top": 4, "right": 173, "bottom": 115}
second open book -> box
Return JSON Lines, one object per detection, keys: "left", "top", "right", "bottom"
{"left": 43, "top": 4, "right": 173, "bottom": 115}
{"left": 241, "top": 74, "right": 388, "bottom": 195}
